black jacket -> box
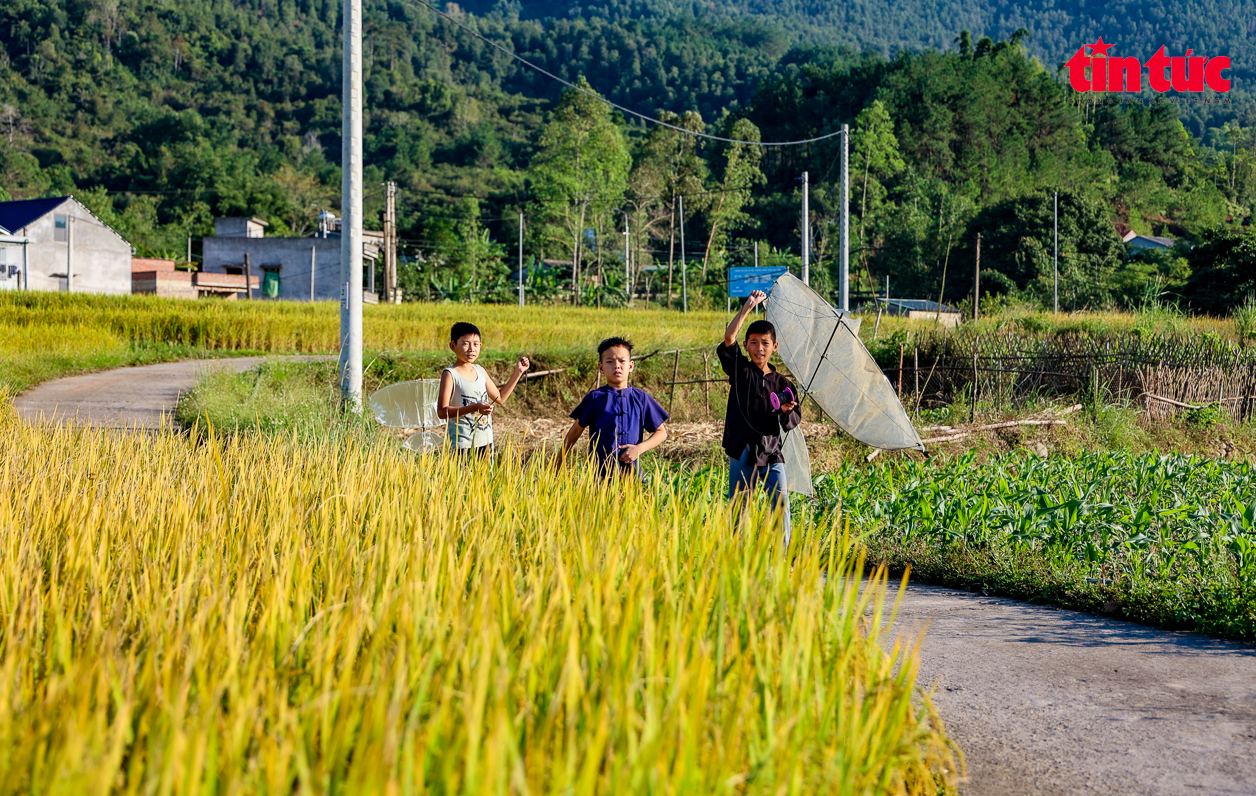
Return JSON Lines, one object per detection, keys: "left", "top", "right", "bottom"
{"left": 717, "top": 341, "right": 802, "bottom": 465}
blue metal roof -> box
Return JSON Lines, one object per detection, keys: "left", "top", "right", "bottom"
{"left": 0, "top": 196, "right": 70, "bottom": 234}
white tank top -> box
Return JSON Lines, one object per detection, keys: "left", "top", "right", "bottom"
{"left": 444, "top": 365, "right": 493, "bottom": 449}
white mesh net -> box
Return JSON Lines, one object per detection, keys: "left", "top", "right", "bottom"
{"left": 766, "top": 273, "right": 924, "bottom": 463}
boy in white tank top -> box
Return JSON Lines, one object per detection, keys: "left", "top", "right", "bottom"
{"left": 436, "top": 321, "right": 530, "bottom": 458}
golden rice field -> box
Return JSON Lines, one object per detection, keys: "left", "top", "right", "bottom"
{"left": 0, "top": 410, "right": 958, "bottom": 794}
{"left": 1, "top": 291, "right": 1241, "bottom": 365}
{"left": 0, "top": 292, "right": 730, "bottom": 354}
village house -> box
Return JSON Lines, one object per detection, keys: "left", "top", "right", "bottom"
{"left": 0, "top": 196, "right": 133, "bottom": 295}
{"left": 201, "top": 215, "right": 382, "bottom": 302}
{"left": 1122, "top": 230, "right": 1177, "bottom": 251}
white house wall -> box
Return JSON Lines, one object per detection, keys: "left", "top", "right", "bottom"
{"left": 18, "top": 199, "right": 132, "bottom": 295}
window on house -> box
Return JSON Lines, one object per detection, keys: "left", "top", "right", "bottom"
{"left": 53, "top": 215, "right": 67, "bottom": 242}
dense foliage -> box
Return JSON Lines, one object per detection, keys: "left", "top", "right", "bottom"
{"left": 818, "top": 450, "right": 1256, "bottom": 640}
{"left": 2, "top": 0, "right": 1254, "bottom": 311}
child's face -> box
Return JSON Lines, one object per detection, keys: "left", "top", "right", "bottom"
{"left": 599, "top": 346, "right": 633, "bottom": 387}
{"left": 744, "top": 332, "right": 778, "bottom": 367}
{"left": 450, "top": 333, "right": 482, "bottom": 364}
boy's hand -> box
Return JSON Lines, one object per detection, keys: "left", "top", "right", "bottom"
{"left": 778, "top": 401, "right": 797, "bottom": 413}
{"left": 617, "top": 444, "right": 644, "bottom": 464}
{"left": 747, "top": 289, "right": 767, "bottom": 307}
{"left": 515, "top": 356, "right": 531, "bottom": 373}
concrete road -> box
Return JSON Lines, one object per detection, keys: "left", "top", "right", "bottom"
{"left": 13, "top": 356, "right": 331, "bottom": 429}
{"left": 891, "top": 584, "right": 1256, "bottom": 795}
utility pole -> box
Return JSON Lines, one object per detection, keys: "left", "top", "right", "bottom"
{"left": 624, "top": 213, "right": 631, "bottom": 306}
{"left": 384, "top": 181, "right": 397, "bottom": 304}
{"left": 974, "top": 233, "right": 981, "bottom": 322}
{"left": 679, "top": 195, "right": 688, "bottom": 313}
{"left": 518, "top": 213, "right": 524, "bottom": 308}
{"left": 244, "top": 252, "right": 253, "bottom": 300}
{"left": 310, "top": 246, "right": 316, "bottom": 302}
{"left": 1053, "top": 192, "right": 1059, "bottom": 314}
{"left": 339, "top": 0, "right": 364, "bottom": 411}
{"left": 840, "top": 124, "right": 850, "bottom": 313}
{"left": 186, "top": 236, "right": 192, "bottom": 270}
{"left": 65, "top": 215, "right": 73, "bottom": 293}
{"left": 801, "top": 171, "right": 810, "bottom": 286}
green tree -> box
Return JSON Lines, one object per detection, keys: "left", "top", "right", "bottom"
{"left": 701, "top": 118, "right": 764, "bottom": 280}
{"left": 529, "top": 78, "right": 630, "bottom": 305}
{"left": 632, "top": 110, "right": 709, "bottom": 308}
{"left": 1182, "top": 227, "right": 1256, "bottom": 315}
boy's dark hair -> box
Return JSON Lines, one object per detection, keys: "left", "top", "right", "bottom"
{"left": 597, "top": 336, "right": 634, "bottom": 357}
{"left": 450, "top": 322, "right": 481, "bottom": 343}
{"left": 745, "top": 319, "right": 776, "bottom": 342}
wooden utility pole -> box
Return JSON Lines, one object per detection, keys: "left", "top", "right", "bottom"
{"left": 244, "top": 252, "right": 253, "bottom": 300}
{"left": 974, "top": 233, "right": 981, "bottom": 322}
{"left": 384, "top": 181, "right": 398, "bottom": 304}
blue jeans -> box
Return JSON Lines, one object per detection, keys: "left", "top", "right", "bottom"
{"left": 728, "top": 445, "right": 791, "bottom": 547}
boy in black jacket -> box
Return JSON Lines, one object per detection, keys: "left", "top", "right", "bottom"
{"left": 718, "top": 289, "right": 802, "bottom": 545}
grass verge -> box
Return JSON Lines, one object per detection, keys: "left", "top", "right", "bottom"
{"left": 0, "top": 409, "right": 959, "bottom": 793}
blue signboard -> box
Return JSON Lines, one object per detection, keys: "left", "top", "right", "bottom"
{"left": 728, "top": 266, "right": 788, "bottom": 297}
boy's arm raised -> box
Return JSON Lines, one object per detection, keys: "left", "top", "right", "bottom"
{"left": 724, "top": 290, "right": 767, "bottom": 347}
{"left": 489, "top": 356, "right": 531, "bottom": 405}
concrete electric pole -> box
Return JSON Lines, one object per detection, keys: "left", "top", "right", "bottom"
{"left": 339, "top": 0, "right": 364, "bottom": 411}
{"left": 624, "top": 213, "right": 631, "bottom": 306}
{"left": 1053, "top": 192, "right": 1059, "bottom": 314}
{"left": 801, "top": 171, "right": 810, "bottom": 286}
{"left": 679, "top": 194, "right": 687, "bottom": 313}
{"left": 840, "top": 124, "right": 850, "bottom": 313}
{"left": 974, "top": 233, "right": 981, "bottom": 322}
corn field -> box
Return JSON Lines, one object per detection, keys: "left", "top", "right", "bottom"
{"left": 816, "top": 450, "right": 1256, "bottom": 639}
{"left": 0, "top": 411, "right": 957, "bottom": 794}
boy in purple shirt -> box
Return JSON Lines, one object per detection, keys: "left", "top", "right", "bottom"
{"left": 561, "top": 337, "right": 669, "bottom": 477}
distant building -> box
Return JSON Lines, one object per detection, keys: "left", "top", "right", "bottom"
{"left": 1122, "top": 231, "right": 1176, "bottom": 251}
{"left": 874, "top": 298, "right": 963, "bottom": 328}
{"left": 201, "top": 216, "right": 381, "bottom": 302}
{"left": 131, "top": 257, "right": 259, "bottom": 299}
{"left": 0, "top": 196, "right": 132, "bottom": 295}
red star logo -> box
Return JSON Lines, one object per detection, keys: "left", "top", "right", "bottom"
{"left": 1089, "top": 37, "right": 1114, "bottom": 56}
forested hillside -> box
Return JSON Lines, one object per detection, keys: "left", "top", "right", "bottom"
{"left": 1, "top": 0, "right": 1254, "bottom": 311}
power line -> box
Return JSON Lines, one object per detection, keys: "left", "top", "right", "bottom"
{"left": 406, "top": 0, "right": 848, "bottom": 148}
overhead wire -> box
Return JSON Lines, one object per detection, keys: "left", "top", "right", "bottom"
{"left": 405, "top": 0, "right": 846, "bottom": 148}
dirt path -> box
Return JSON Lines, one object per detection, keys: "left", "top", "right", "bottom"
{"left": 12, "top": 356, "right": 330, "bottom": 429}
{"left": 890, "top": 584, "right": 1256, "bottom": 795}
